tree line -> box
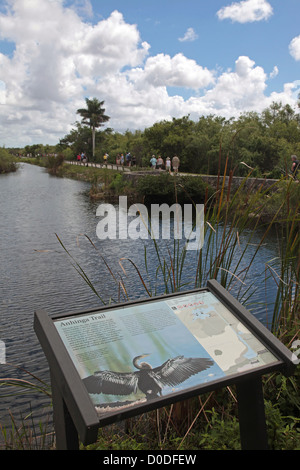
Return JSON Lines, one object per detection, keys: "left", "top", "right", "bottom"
{"left": 13, "top": 97, "right": 300, "bottom": 178}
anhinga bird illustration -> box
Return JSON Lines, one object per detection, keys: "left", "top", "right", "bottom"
{"left": 82, "top": 354, "right": 214, "bottom": 400}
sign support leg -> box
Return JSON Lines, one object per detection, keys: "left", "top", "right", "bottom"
{"left": 51, "top": 371, "right": 79, "bottom": 450}
{"left": 236, "top": 377, "right": 268, "bottom": 450}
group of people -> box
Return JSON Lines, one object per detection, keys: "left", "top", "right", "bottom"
{"left": 77, "top": 152, "right": 87, "bottom": 163}
{"left": 112, "top": 152, "right": 136, "bottom": 167}
{"left": 102, "top": 152, "right": 180, "bottom": 171}
{"left": 150, "top": 155, "right": 180, "bottom": 173}
{"left": 103, "top": 152, "right": 181, "bottom": 172}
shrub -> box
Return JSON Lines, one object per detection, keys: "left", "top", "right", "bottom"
{"left": 45, "top": 154, "right": 64, "bottom": 174}
{"left": 0, "top": 148, "right": 17, "bottom": 173}
{"left": 137, "top": 173, "right": 212, "bottom": 205}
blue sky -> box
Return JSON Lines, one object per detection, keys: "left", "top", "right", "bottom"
{"left": 89, "top": 0, "right": 299, "bottom": 90}
{"left": 0, "top": 0, "right": 299, "bottom": 147}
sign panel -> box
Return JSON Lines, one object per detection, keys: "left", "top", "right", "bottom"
{"left": 53, "top": 289, "right": 278, "bottom": 417}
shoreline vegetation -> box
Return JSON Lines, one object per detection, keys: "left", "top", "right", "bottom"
{"left": 1, "top": 156, "right": 299, "bottom": 450}
{"left": 0, "top": 148, "right": 18, "bottom": 174}
{"left": 21, "top": 153, "right": 300, "bottom": 222}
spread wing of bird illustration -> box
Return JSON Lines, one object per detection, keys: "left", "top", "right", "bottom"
{"left": 83, "top": 354, "right": 214, "bottom": 400}
{"left": 152, "top": 356, "right": 214, "bottom": 387}
{"left": 83, "top": 370, "right": 139, "bottom": 396}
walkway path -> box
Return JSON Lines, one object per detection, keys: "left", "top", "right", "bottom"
{"left": 65, "top": 160, "right": 204, "bottom": 177}
{"left": 65, "top": 160, "right": 279, "bottom": 192}
{"left": 66, "top": 160, "right": 131, "bottom": 172}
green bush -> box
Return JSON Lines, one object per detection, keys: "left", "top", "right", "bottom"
{"left": 109, "top": 173, "right": 127, "bottom": 194}
{"left": 45, "top": 154, "right": 64, "bottom": 174}
{"left": 0, "top": 148, "right": 17, "bottom": 173}
{"left": 137, "top": 173, "right": 213, "bottom": 205}
{"left": 265, "top": 401, "right": 300, "bottom": 450}
{"left": 198, "top": 409, "right": 241, "bottom": 450}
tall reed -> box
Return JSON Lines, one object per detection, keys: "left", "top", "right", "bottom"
{"left": 0, "top": 364, "right": 53, "bottom": 450}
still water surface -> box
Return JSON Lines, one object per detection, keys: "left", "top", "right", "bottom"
{"left": 0, "top": 163, "right": 280, "bottom": 431}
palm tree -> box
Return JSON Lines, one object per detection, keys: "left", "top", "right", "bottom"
{"left": 76, "top": 98, "right": 110, "bottom": 159}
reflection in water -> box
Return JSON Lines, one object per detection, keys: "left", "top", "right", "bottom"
{"left": 0, "top": 163, "right": 280, "bottom": 432}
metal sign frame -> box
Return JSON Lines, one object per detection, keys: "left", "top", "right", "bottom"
{"left": 34, "top": 280, "right": 295, "bottom": 450}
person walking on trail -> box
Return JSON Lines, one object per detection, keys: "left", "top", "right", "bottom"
{"left": 82, "top": 153, "right": 87, "bottom": 166}
{"left": 156, "top": 155, "right": 164, "bottom": 170}
{"left": 172, "top": 155, "right": 180, "bottom": 173}
{"left": 126, "top": 152, "right": 132, "bottom": 167}
{"left": 165, "top": 157, "right": 171, "bottom": 173}
{"left": 150, "top": 155, "right": 157, "bottom": 169}
{"left": 291, "top": 155, "right": 299, "bottom": 179}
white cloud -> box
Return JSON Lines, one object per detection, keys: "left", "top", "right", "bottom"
{"left": 178, "top": 27, "right": 198, "bottom": 42}
{"left": 70, "top": 0, "right": 93, "bottom": 18}
{"left": 269, "top": 66, "right": 278, "bottom": 79}
{"left": 74, "top": 11, "right": 150, "bottom": 74}
{"left": 129, "top": 53, "right": 215, "bottom": 90}
{"left": 179, "top": 57, "right": 300, "bottom": 122}
{"left": 289, "top": 35, "right": 300, "bottom": 61}
{"left": 195, "top": 56, "right": 268, "bottom": 115}
{"left": 217, "top": 0, "right": 273, "bottom": 23}
{"left": 0, "top": 1, "right": 150, "bottom": 145}
{"left": 0, "top": 80, "right": 6, "bottom": 104}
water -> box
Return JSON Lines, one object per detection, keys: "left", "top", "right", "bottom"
{"left": 0, "top": 163, "right": 280, "bottom": 440}
{"left": 0, "top": 164, "right": 103, "bottom": 435}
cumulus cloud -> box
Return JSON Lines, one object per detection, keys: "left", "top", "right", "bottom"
{"left": 0, "top": 80, "right": 6, "bottom": 105}
{"left": 193, "top": 56, "right": 269, "bottom": 116}
{"left": 269, "top": 66, "right": 279, "bottom": 79}
{"left": 70, "top": 0, "right": 93, "bottom": 18}
{"left": 180, "top": 57, "right": 300, "bottom": 123}
{"left": 129, "top": 53, "right": 215, "bottom": 90}
{"left": 178, "top": 27, "right": 198, "bottom": 42}
{"left": 0, "top": 1, "right": 150, "bottom": 144}
{"left": 289, "top": 35, "right": 300, "bottom": 61}
{"left": 217, "top": 0, "right": 273, "bottom": 23}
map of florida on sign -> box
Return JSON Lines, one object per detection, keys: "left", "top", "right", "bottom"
{"left": 165, "top": 291, "right": 276, "bottom": 376}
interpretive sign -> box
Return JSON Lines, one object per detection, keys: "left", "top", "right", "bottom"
{"left": 34, "top": 280, "right": 296, "bottom": 450}
{"left": 54, "top": 289, "right": 277, "bottom": 412}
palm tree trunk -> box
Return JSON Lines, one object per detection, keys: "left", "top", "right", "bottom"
{"left": 92, "top": 126, "right": 96, "bottom": 159}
